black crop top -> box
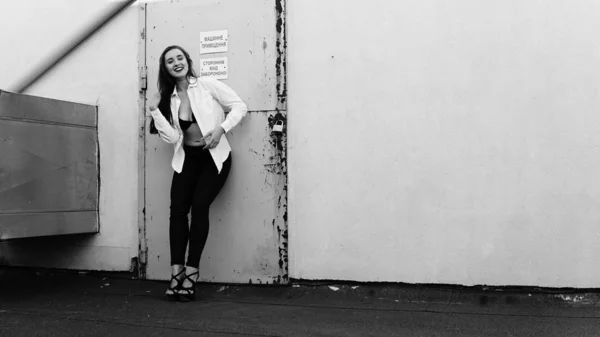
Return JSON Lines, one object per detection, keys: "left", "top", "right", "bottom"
{"left": 179, "top": 114, "right": 197, "bottom": 131}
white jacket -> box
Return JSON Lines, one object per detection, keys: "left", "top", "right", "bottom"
{"left": 149, "top": 77, "right": 248, "bottom": 173}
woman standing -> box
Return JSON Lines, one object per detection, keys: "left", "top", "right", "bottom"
{"left": 148, "top": 45, "right": 247, "bottom": 302}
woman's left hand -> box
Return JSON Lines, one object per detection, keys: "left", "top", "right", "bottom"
{"left": 202, "top": 126, "right": 225, "bottom": 150}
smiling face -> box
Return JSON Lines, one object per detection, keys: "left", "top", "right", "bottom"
{"left": 164, "top": 48, "right": 189, "bottom": 80}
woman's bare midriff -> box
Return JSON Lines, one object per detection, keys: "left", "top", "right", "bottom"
{"left": 183, "top": 123, "right": 206, "bottom": 147}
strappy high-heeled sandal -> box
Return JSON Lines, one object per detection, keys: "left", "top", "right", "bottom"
{"left": 178, "top": 270, "right": 199, "bottom": 302}
{"left": 165, "top": 268, "right": 186, "bottom": 301}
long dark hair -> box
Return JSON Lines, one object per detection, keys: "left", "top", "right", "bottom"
{"left": 149, "top": 45, "right": 197, "bottom": 134}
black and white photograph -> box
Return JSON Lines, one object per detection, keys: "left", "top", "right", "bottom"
{"left": 1, "top": 0, "right": 599, "bottom": 336}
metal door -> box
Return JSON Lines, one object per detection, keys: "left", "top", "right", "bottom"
{"left": 141, "top": 0, "right": 288, "bottom": 284}
{"left": 0, "top": 90, "right": 99, "bottom": 240}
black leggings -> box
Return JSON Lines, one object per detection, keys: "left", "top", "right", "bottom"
{"left": 169, "top": 145, "right": 231, "bottom": 268}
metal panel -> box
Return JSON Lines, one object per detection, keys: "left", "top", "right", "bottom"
{"left": 146, "top": 0, "right": 278, "bottom": 111}
{"left": 144, "top": 0, "right": 287, "bottom": 284}
{"left": 0, "top": 90, "right": 96, "bottom": 126}
{"left": 0, "top": 90, "right": 99, "bottom": 240}
{"left": 0, "top": 212, "right": 98, "bottom": 241}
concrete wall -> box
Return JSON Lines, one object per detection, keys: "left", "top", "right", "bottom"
{"left": 0, "top": 0, "right": 139, "bottom": 271}
{"left": 288, "top": 0, "right": 600, "bottom": 287}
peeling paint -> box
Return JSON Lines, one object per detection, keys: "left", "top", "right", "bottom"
{"left": 267, "top": 0, "right": 288, "bottom": 286}
{"left": 275, "top": 0, "right": 287, "bottom": 108}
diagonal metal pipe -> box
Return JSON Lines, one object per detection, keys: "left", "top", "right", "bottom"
{"left": 13, "top": 0, "right": 137, "bottom": 93}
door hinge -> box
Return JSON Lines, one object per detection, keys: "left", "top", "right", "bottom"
{"left": 137, "top": 246, "right": 148, "bottom": 279}
{"left": 139, "top": 65, "right": 147, "bottom": 91}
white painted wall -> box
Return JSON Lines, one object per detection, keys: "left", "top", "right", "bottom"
{"left": 288, "top": 0, "right": 600, "bottom": 287}
{"left": 0, "top": 0, "right": 139, "bottom": 271}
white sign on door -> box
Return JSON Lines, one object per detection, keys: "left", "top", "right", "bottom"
{"left": 200, "top": 30, "right": 228, "bottom": 54}
{"left": 200, "top": 57, "right": 228, "bottom": 80}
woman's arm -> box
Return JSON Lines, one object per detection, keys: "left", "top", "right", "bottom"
{"left": 149, "top": 102, "right": 181, "bottom": 144}
{"left": 203, "top": 79, "right": 248, "bottom": 133}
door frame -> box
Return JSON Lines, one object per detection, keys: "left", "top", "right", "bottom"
{"left": 137, "top": 3, "right": 148, "bottom": 279}
{"left": 136, "top": 0, "right": 289, "bottom": 283}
